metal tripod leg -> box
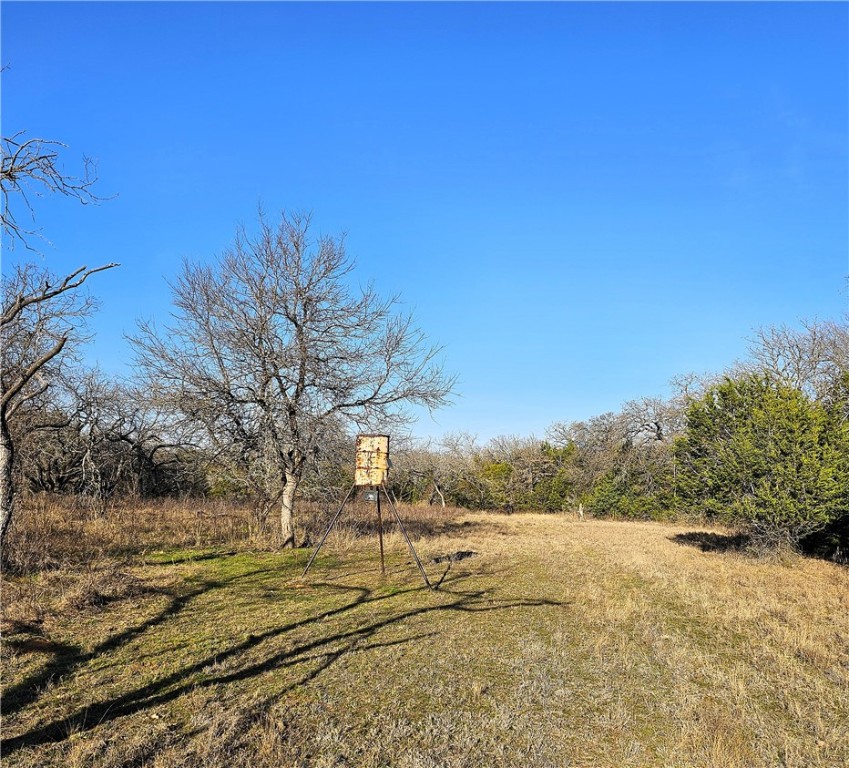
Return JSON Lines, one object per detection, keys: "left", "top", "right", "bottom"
{"left": 301, "top": 484, "right": 356, "bottom": 577}
{"left": 376, "top": 489, "right": 386, "bottom": 575}
{"left": 380, "top": 484, "right": 434, "bottom": 590}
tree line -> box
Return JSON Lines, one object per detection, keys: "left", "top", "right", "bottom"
{"left": 385, "top": 322, "right": 849, "bottom": 559}
{"left": 2, "top": 129, "right": 847, "bottom": 561}
{"left": 6, "top": 263, "right": 847, "bottom": 560}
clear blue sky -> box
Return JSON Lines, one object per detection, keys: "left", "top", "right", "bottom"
{"left": 3, "top": 1, "right": 847, "bottom": 443}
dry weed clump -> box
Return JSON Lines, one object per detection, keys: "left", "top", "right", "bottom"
{"left": 54, "top": 562, "right": 149, "bottom": 613}
{"left": 2, "top": 558, "right": 158, "bottom": 641}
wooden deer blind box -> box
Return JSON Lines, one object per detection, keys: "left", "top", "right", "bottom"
{"left": 302, "top": 434, "right": 433, "bottom": 589}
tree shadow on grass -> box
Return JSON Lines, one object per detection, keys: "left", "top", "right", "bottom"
{"left": 670, "top": 531, "right": 751, "bottom": 553}
{"left": 1, "top": 570, "right": 566, "bottom": 757}
{"left": 1, "top": 567, "right": 271, "bottom": 720}
{"left": 142, "top": 550, "right": 240, "bottom": 567}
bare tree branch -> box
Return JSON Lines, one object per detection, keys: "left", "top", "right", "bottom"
{"left": 1, "top": 131, "right": 109, "bottom": 251}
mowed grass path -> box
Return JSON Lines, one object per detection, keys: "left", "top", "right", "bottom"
{"left": 2, "top": 514, "right": 847, "bottom": 767}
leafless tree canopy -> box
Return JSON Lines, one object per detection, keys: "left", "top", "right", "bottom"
{"left": 12, "top": 369, "right": 202, "bottom": 509}
{"left": 741, "top": 319, "right": 849, "bottom": 400}
{"left": 1, "top": 131, "right": 103, "bottom": 250}
{"left": 131, "top": 212, "right": 454, "bottom": 546}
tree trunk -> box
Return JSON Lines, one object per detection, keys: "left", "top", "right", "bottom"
{"left": 280, "top": 471, "right": 298, "bottom": 548}
{"left": 429, "top": 481, "right": 446, "bottom": 508}
{"left": 0, "top": 413, "right": 15, "bottom": 552}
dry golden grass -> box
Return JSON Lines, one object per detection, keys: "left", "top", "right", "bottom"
{"left": 2, "top": 503, "right": 847, "bottom": 767}
{"left": 1, "top": 494, "right": 466, "bottom": 573}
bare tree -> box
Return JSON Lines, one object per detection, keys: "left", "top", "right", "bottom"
{"left": 389, "top": 437, "right": 454, "bottom": 507}
{"left": 620, "top": 395, "right": 686, "bottom": 446}
{"left": 1, "top": 263, "right": 118, "bottom": 547}
{"left": 547, "top": 412, "right": 625, "bottom": 493}
{"left": 741, "top": 319, "right": 849, "bottom": 401}
{"left": 0, "top": 116, "right": 117, "bottom": 552}
{"left": 131, "top": 212, "right": 454, "bottom": 547}
{"left": 15, "top": 368, "right": 203, "bottom": 507}
{"left": 668, "top": 370, "right": 719, "bottom": 405}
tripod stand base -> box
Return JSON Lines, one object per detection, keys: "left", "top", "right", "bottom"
{"left": 301, "top": 484, "right": 433, "bottom": 590}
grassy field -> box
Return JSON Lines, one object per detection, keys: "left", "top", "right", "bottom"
{"left": 2, "top": 507, "right": 848, "bottom": 767}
